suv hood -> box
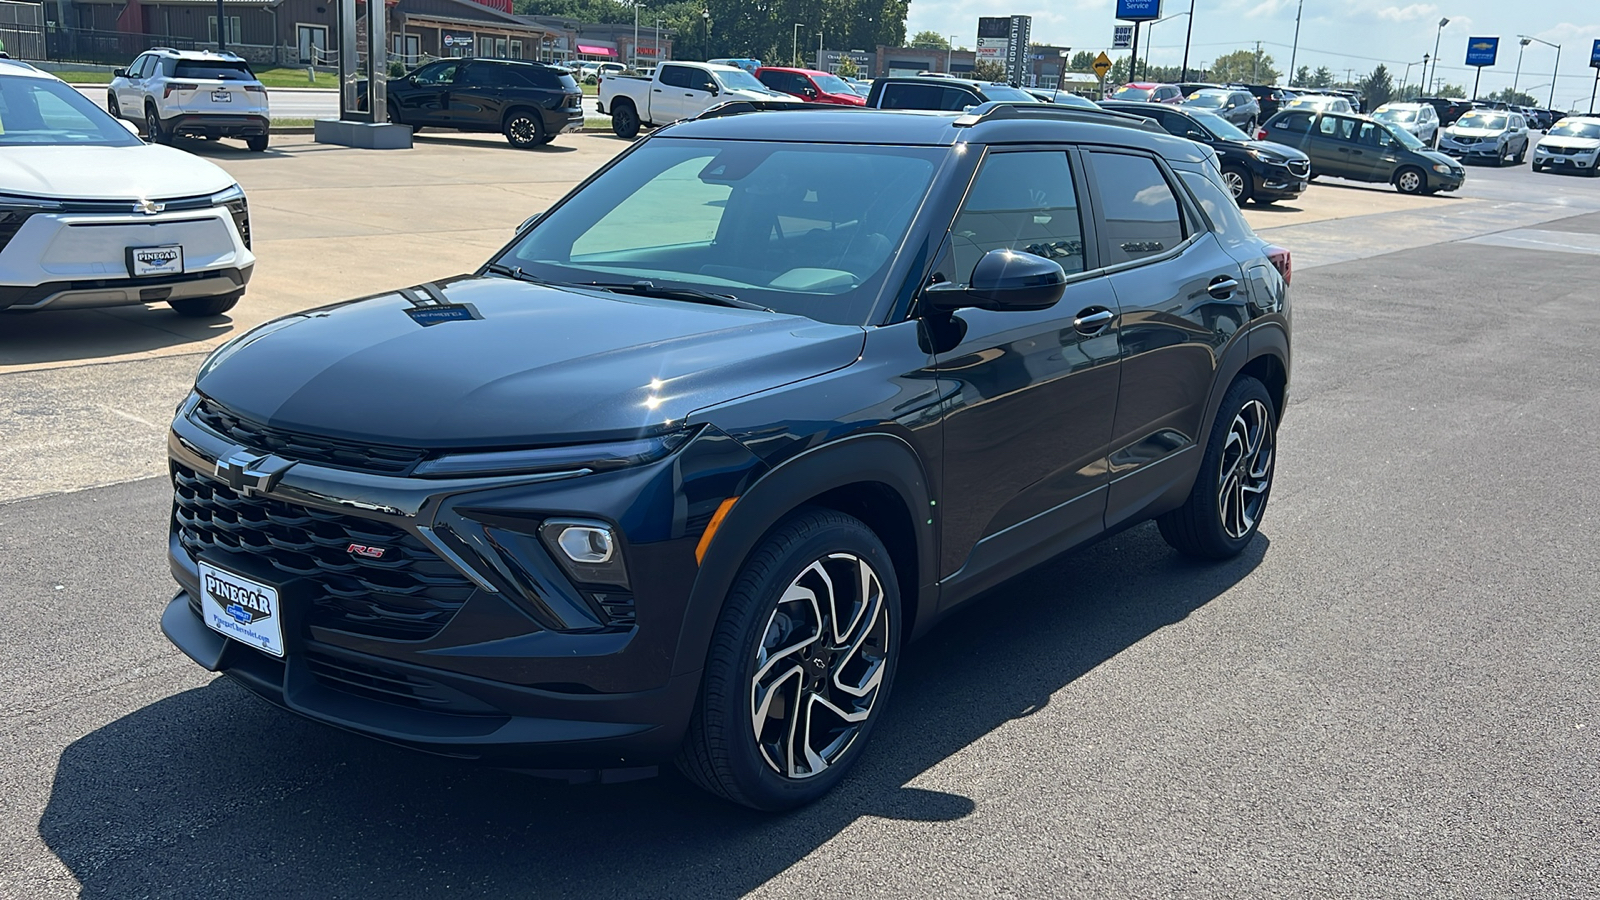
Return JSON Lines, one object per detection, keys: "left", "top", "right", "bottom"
{"left": 0, "top": 144, "right": 236, "bottom": 199}
{"left": 1447, "top": 127, "right": 1506, "bottom": 138}
{"left": 195, "top": 275, "right": 866, "bottom": 448}
{"left": 1540, "top": 136, "right": 1600, "bottom": 150}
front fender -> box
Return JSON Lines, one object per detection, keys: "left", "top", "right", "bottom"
{"left": 671, "top": 432, "right": 939, "bottom": 677}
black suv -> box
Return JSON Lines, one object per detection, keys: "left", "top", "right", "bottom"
{"left": 386, "top": 58, "right": 583, "bottom": 147}
{"left": 1102, "top": 100, "right": 1310, "bottom": 205}
{"left": 161, "top": 102, "right": 1292, "bottom": 810}
{"left": 866, "top": 76, "right": 1041, "bottom": 110}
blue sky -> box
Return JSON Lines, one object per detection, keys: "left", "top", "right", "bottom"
{"left": 905, "top": 0, "right": 1600, "bottom": 108}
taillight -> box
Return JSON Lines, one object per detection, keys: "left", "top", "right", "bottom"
{"left": 1256, "top": 126, "right": 1268, "bottom": 140}
{"left": 1265, "top": 245, "right": 1292, "bottom": 286}
{"left": 163, "top": 82, "right": 198, "bottom": 98}
{"left": 244, "top": 84, "right": 267, "bottom": 95}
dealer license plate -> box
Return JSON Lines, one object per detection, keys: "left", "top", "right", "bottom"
{"left": 212, "top": 90, "right": 232, "bottom": 102}
{"left": 129, "top": 245, "right": 183, "bottom": 277}
{"left": 198, "top": 561, "right": 285, "bottom": 657}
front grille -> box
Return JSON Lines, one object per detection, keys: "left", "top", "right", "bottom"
{"left": 0, "top": 211, "right": 31, "bottom": 256}
{"left": 1287, "top": 159, "right": 1310, "bottom": 176}
{"left": 192, "top": 398, "right": 427, "bottom": 475}
{"left": 173, "top": 464, "right": 476, "bottom": 639}
{"left": 304, "top": 651, "right": 500, "bottom": 715}
{"left": 1548, "top": 146, "right": 1584, "bottom": 156}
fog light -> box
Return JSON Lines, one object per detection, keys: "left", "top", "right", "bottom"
{"left": 556, "top": 524, "right": 614, "bottom": 563}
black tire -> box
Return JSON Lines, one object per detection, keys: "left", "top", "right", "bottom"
{"left": 503, "top": 108, "right": 545, "bottom": 148}
{"left": 107, "top": 93, "right": 121, "bottom": 120}
{"left": 1514, "top": 142, "right": 1526, "bottom": 165}
{"left": 144, "top": 105, "right": 170, "bottom": 144}
{"left": 676, "top": 507, "right": 900, "bottom": 811}
{"left": 611, "top": 101, "right": 640, "bottom": 139}
{"left": 168, "top": 291, "right": 241, "bottom": 318}
{"left": 245, "top": 133, "right": 269, "bottom": 152}
{"left": 1496, "top": 143, "right": 1509, "bottom": 167}
{"left": 1220, "top": 165, "right": 1253, "bottom": 205}
{"left": 1157, "top": 376, "right": 1277, "bottom": 560}
{"left": 1394, "top": 166, "right": 1427, "bottom": 194}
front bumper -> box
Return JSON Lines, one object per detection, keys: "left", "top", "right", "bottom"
{"left": 1253, "top": 159, "right": 1310, "bottom": 200}
{"left": 162, "top": 114, "right": 271, "bottom": 138}
{"left": 160, "top": 400, "right": 764, "bottom": 769}
{"left": 0, "top": 265, "right": 249, "bottom": 311}
{"left": 1534, "top": 149, "right": 1599, "bottom": 171}
{"left": 1439, "top": 139, "right": 1503, "bottom": 160}
{"left": 549, "top": 107, "right": 585, "bottom": 135}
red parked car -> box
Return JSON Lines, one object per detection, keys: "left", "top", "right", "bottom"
{"left": 1111, "top": 82, "right": 1185, "bottom": 104}
{"left": 754, "top": 67, "right": 867, "bottom": 106}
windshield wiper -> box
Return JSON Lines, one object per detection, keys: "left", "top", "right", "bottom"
{"left": 576, "top": 281, "right": 773, "bottom": 312}
{"left": 485, "top": 262, "right": 546, "bottom": 283}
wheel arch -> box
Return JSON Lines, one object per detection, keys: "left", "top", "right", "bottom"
{"left": 671, "top": 432, "right": 938, "bottom": 678}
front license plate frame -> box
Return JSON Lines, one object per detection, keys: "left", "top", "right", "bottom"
{"left": 128, "top": 245, "right": 184, "bottom": 277}
{"left": 198, "top": 561, "right": 286, "bottom": 658}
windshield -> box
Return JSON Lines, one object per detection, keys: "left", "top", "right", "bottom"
{"left": 1548, "top": 120, "right": 1600, "bottom": 139}
{"left": 849, "top": 83, "right": 871, "bottom": 97}
{"left": 0, "top": 76, "right": 143, "bottom": 147}
{"left": 982, "top": 84, "right": 1038, "bottom": 102}
{"left": 495, "top": 139, "right": 945, "bottom": 324}
{"left": 813, "top": 73, "right": 853, "bottom": 95}
{"left": 1185, "top": 91, "right": 1229, "bottom": 108}
{"left": 715, "top": 69, "right": 768, "bottom": 92}
{"left": 1374, "top": 107, "right": 1417, "bottom": 123}
{"left": 1455, "top": 112, "right": 1507, "bottom": 130}
{"left": 1386, "top": 125, "right": 1426, "bottom": 150}
{"left": 1288, "top": 96, "right": 1335, "bottom": 109}
{"left": 1191, "top": 110, "right": 1250, "bottom": 141}
{"left": 1114, "top": 86, "right": 1153, "bottom": 101}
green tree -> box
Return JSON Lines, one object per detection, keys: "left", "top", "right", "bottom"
{"left": 1357, "top": 63, "right": 1394, "bottom": 109}
{"left": 834, "top": 55, "right": 858, "bottom": 77}
{"left": 909, "top": 31, "right": 949, "bottom": 50}
{"left": 1294, "top": 65, "right": 1311, "bottom": 86}
{"left": 1489, "top": 87, "right": 1537, "bottom": 106}
{"left": 1435, "top": 83, "right": 1465, "bottom": 98}
{"left": 1310, "top": 66, "right": 1334, "bottom": 88}
{"left": 1208, "top": 48, "right": 1280, "bottom": 85}
{"left": 971, "top": 59, "right": 1007, "bottom": 82}
{"left": 1068, "top": 50, "right": 1097, "bottom": 73}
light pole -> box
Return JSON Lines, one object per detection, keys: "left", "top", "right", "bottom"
{"left": 1400, "top": 57, "right": 1426, "bottom": 97}
{"left": 1181, "top": 0, "right": 1197, "bottom": 83}
{"left": 1146, "top": 11, "right": 1190, "bottom": 81}
{"left": 633, "top": 1, "right": 640, "bottom": 70}
{"left": 1286, "top": 0, "right": 1304, "bottom": 85}
{"left": 1429, "top": 17, "right": 1449, "bottom": 93}
{"left": 701, "top": 9, "right": 708, "bottom": 60}
{"left": 1513, "top": 37, "right": 1529, "bottom": 95}
{"left": 1058, "top": 48, "right": 1069, "bottom": 90}
{"left": 1518, "top": 35, "right": 1561, "bottom": 109}
{"left": 792, "top": 23, "right": 803, "bottom": 67}
{"left": 947, "top": 34, "right": 957, "bottom": 73}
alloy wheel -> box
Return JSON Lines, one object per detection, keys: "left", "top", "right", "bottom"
{"left": 1216, "top": 399, "right": 1274, "bottom": 540}
{"left": 1223, "top": 169, "right": 1247, "bottom": 200}
{"left": 1397, "top": 170, "right": 1422, "bottom": 193}
{"left": 749, "top": 553, "right": 890, "bottom": 779}
{"left": 508, "top": 114, "right": 539, "bottom": 146}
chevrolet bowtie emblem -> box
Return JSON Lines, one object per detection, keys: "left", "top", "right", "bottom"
{"left": 134, "top": 198, "right": 165, "bottom": 215}
{"left": 215, "top": 452, "right": 294, "bottom": 495}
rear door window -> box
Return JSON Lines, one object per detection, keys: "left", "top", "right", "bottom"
{"left": 1086, "top": 151, "right": 1189, "bottom": 265}
{"left": 659, "top": 65, "right": 693, "bottom": 89}
{"left": 1271, "top": 111, "right": 1313, "bottom": 133}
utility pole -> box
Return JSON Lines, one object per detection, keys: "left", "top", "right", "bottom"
{"left": 1254, "top": 41, "right": 1262, "bottom": 82}
{"left": 633, "top": 1, "right": 639, "bottom": 70}
{"left": 1130, "top": 22, "right": 1141, "bottom": 84}
{"left": 1288, "top": 0, "right": 1303, "bottom": 85}
{"left": 792, "top": 23, "right": 803, "bottom": 67}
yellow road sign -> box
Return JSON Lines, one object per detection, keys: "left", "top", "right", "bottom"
{"left": 1093, "top": 51, "right": 1112, "bottom": 78}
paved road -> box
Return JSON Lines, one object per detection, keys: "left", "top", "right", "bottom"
{"left": 3, "top": 144, "right": 1599, "bottom": 898}
{"left": 75, "top": 85, "right": 605, "bottom": 120}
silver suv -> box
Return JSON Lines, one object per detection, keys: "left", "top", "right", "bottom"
{"left": 108, "top": 49, "right": 270, "bottom": 151}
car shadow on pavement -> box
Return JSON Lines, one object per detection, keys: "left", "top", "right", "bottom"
{"left": 1245, "top": 202, "right": 1305, "bottom": 214}
{"left": 39, "top": 523, "right": 1267, "bottom": 898}
{"left": 0, "top": 307, "right": 232, "bottom": 367}
{"left": 412, "top": 134, "right": 579, "bottom": 153}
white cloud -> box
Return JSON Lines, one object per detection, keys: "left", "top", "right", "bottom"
{"left": 1376, "top": 4, "right": 1440, "bottom": 23}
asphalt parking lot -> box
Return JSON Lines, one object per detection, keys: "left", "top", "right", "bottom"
{"left": 3, "top": 132, "right": 1600, "bottom": 898}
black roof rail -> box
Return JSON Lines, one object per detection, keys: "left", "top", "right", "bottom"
{"left": 952, "top": 101, "right": 1165, "bottom": 134}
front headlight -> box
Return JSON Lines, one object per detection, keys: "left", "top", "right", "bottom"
{"left": 1248, "top": 148, "right": 1287, "bottom": 163}
{"left": 413, "top": 430, "right": 694, "bottom": 478}
{"left": 0, "top": 192, "right": 64, "bottom": 214}
{"left": 210, "top": 183, "right": 250, "bottom": 249}
{"left": 1432, "top": 163, "right": 1453, "bottom": 174}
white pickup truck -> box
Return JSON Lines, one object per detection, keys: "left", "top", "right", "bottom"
{"left": 598, "top": 61, "right": 798, "bottom": 138}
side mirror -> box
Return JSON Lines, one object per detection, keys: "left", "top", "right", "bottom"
{"left": 120, "top": 119, "right": 141, "bottom": 137}
{"left": 924, "top": 249, "right": 1066, "bottom": 313}
{"left": 113, "top": 68, "right": 129, "bottom": 78}
{"left": 1187, "top": 129, "right": 1208, "bottom": 141}
{"left": 517, "top": 212, "right": 543, "bottom": 232}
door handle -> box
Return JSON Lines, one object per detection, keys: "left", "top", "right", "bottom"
{"left": 653, "top": 88, "right": 662, "bottom": 92}
{"left": 1207, "top": 276, "right": 1240, "bottom": 299}
{"left": 1073, "top": 307, "right": 1115, "bottom": 335}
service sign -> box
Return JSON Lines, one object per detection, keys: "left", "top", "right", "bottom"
{"left": 1465, "top": 36, "right": 1499, "bottom": 67}
{"left": 1592, "top": 38, "right": 1600, "bottom": 69}
{"left": 1116, "top": 0, "right": 1161, "bottom": 22}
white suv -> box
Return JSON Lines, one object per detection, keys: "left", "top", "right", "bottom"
{"left": 108, "top": 48, "right": 270, "bottom": 151}
{"left": 0, "top": 59, "right": 254, "bottom": 316}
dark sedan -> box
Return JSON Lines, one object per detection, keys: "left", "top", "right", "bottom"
{"left": 1102, "top": 100, "right": 1308, "bottom": 204}
{"left": 386, "top": 58, "right": 584, "bottom": 148}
